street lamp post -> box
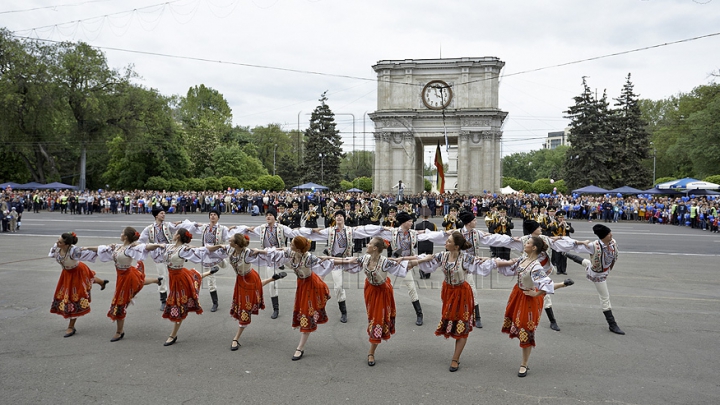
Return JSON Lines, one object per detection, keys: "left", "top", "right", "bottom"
{"left": 319, "top": 153, "right": 324, "bottom": 183}
{"left": 651, "top": 142, "right": 656, "bottom": 185}
{"left": 273, "top": 144, "right": 278, "bottom": 176}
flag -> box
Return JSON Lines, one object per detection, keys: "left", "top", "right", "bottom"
{"left": 434, "top": 141, "right": 445, "bottom": 193}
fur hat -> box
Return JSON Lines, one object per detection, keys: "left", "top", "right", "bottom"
{"left": 458, "top": 211, "right": 475, "bottom": 225}
{"left": 593, "top": 224, "right": 611, "bottom": 239}
{"left": 396, "top": 212, "right": 413, "bottom": 225}
{"left": 523, "top": 220, "right": 540, "bottom": 235}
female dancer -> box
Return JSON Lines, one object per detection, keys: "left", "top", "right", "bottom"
{"left": 49, "top": 232, "right": 109, "bottom": 337}
{"left": 253, "top": 236, "right": 332, "bottom": 361}
{"left": 209, "top": 233, "right": 287, "bottom": 351}
{"left": 319, "top": 237, "right": 409, "bottom": 366}
{"left": 393, "top": 232, "right": 495, "bottom": 372}
{"left": 494, "top": 236, "right": 574, "bottom": 377}
{"left": 81, "top": 227, "right": 163, "bottom": 342}
{"left": 145, "top": 228, "right": 221, "bottom": 346}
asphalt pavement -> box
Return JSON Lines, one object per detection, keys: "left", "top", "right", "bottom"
{"left": 1, "top": 211, "right": 718, "bottom": 404}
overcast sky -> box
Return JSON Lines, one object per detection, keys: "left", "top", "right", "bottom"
{"left": 3, "top": 0, "right": 719, "bottom": 167}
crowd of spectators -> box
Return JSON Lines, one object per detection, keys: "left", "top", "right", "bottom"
{"left": 2, "top": 187, "right": 718, "bottom": 233}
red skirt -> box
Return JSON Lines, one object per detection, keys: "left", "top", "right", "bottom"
{"left": 163, "top": 267, "right": 203, "bottom": 323}
{"left": 364, "top": 278, "right": 396, "bottom": 344}
{"left": 229, "top": 269, "right": 265, "bottom": 325}
{"left": 435, "top": 281, "right": 475, "bottom": 340}
{"left": 107, "top": 262, "right": 146, "bottom": 322}
{"left": 50, "top": 262, "right": 96, "bottom": 319}
{"left": 501, "top": 284, "right": 543, "bottom": 348}
{"left": 292, "top": 272, "right": 330, "bottom": 333}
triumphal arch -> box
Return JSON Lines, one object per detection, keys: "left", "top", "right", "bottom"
{"left": 370, "top": 57, "right": 507, "bottom": 195}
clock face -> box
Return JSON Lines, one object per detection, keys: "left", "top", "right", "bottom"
{"left": 422, "top": 80, "right": 452, "bottom": 110}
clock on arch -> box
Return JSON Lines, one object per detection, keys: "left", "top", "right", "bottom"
{"left": 421, "top": 80, "right": 452, "bottom": 110}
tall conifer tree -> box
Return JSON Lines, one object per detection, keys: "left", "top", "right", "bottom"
{"left": 303, "top": 92, "right": 344, "bottom": 190}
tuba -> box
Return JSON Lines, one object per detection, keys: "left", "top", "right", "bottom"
{"left": 370, "top": 198, "right": 383, "bottom": 222}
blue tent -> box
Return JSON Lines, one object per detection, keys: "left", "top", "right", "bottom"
{"left": 292, "top": 182, "right": 329, "bottom": 190}
{"left": 1, "top": 182, "right": 21, "bottom": 189}
{"left": 572, "top": 185, "right": 609, "bottom": 194}
{"left": 17, "top": 182, "right": 44, "bottom": 189}
{"left": 346, "top": 188, "right": 363, "bottom": 192}
{"left": 609, "top": 186, "right": 644, "bottom": 194}
{"left": 41, "top": 182, "right": 79, "bottom": 190}
{"left": 640, "top": 188, "right": 680, "bottom": 195}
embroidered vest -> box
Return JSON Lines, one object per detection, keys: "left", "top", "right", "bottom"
{"left": 589, "top": 240, "right": 617, "bottom": 273}
{"left": 147, "top": 222, "right": 173, "bottom": 243}
{"left": 201, "top": 224, "right": 224, "bottom": 245}
{"left": 260, "top": 224, "right": 286, "bottom": 248}
{"left": 327, "top": 226, "right": 354, "bottom": 258}
{"left": 390, "top": 229, "right": 418, "bottom": 255}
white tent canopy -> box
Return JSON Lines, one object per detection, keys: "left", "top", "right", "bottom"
{"left": 500, "top": 185, "right": 517, "bottom": 194}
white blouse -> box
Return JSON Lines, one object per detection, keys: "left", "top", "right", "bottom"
{"left": 417, "top": 252, "right": 496, "bottom": 285}
{"left": 336, "top": 254, "right": 409, "bottom": 286}
{"left": 48, "top": 244, "right": 96, "bottom": 269}
{"left": 92, "top": 244, "right": 147, "bottom": 269}
{"left": 259, "top": 248, "right": 333, "bottom": 278}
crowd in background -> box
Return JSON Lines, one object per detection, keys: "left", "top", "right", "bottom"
{"left": 2, "top": 187, "right": 718, "bottom": 234}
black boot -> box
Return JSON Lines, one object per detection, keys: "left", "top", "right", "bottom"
{"left": 270, "top": 296, "right": 279, "bottom": 319}
{"left": 160, "top": 292, "right": 167, "bottom": 312}
{"left": 210, "top": 290, "right": 219, "bottom": 312}
{"left": 565, "top": 253, "right": 585, "bottom": 265}
{"left": 412, "top": 300, "right": 423, "bottom": 326}
{"left": 603, "top": 310, "right": 625, "bottom": 335}
{"left": 339, "top": 301, "right": 347, "bottom": 323}
{"left": 474, "top": 305, "right": 482, "bottom": 328}
{"left": 545, "top": 307, "right": 560, "bottom": 331}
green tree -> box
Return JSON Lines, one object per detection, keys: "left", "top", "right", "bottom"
{"left": 211, "top": 145, "right": 268, "bottom": 181}
{"left": 341, "top": 151, "right": 374, "bottom": 179}
{"left": 55, "top": 41, "right": 132, "bottom": 189}
{"left": 302, "top": 92, "right": 344, "bottom": 190}
{"left": 610, "top": 74, "right": 652, "bottom": 188}
{"left": 177, "top": 84, "right": 232, "bottom": 176}
{"left": 102, "top": 85, "right": 191, "bottom": 189}
{"left": 0, "top": 31, "right": 72, "bottom": 183}
{"left": 502, "top": 177, "right": 533, "bottom": 192}
{"left": 255, "top": 175, "right": 285, "bottom": 191}
{"left": 502, "top": 146, "right": 568, "bottom": 182}
{"left": 352, "top": 176, "right": 373, "bottom": 192}
{"left": 563, "top": 78, "right": 614, "bottom": 189}
{"left": 185, "top": 177, "right": 206, "bottom": 191}
{"left": 276, "top": 154, "right": 301, "bottom": 188}
{"left": 250, "top": 124, "right": 295, "bottom": 174}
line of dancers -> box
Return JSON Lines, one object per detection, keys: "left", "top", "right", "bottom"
{"left": 48, "top": 208, "right": 625, "bottom": 376}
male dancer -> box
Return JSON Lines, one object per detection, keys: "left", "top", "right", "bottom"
{"left": 307, "top": 210, "right": 378, "bottom": 323}
{"left": 138, "top": 208, "right": 180, "bottom": 310}
{"left": 183, "top": 209, "right": 231, "bottom": 312}
{"left": 245, "top": 209, "right": 306, "bottom": 319}
{"left": 564, "top": 224, "right": 625, "bottom": 335}
{"left": 373, "top": 212, "right": 446, "bottom": 326}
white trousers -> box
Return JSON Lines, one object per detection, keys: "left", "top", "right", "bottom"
{"left": 155, "top": 262, "right": 168, "bottom": 294}
{"left": 261, "top": 265, "right": 280, "bottom": 298}
{"left": 202, "top": 265, "right": 217, "bottom": 292}
{"left": 594, "top": 280, "right": 612, "bottom": 311}
{"left": 324, "top": 269, "right": 346, "bottom": 302}
{"left": 543, "top": 294, "right": 553, "bottom": 309}
{"left": 403, "top": 268, "right": 419, "bottom": 302}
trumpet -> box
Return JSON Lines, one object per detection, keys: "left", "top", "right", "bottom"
{"left": 305, "top": 206, "right": 318, "bottom": 221}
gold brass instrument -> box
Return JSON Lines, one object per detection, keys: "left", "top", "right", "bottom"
{"left": 305, "top": 206, "right": 318, "bottom": 221}
{"left": 370, "top": 198, "right": 383, "bottom": 222}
